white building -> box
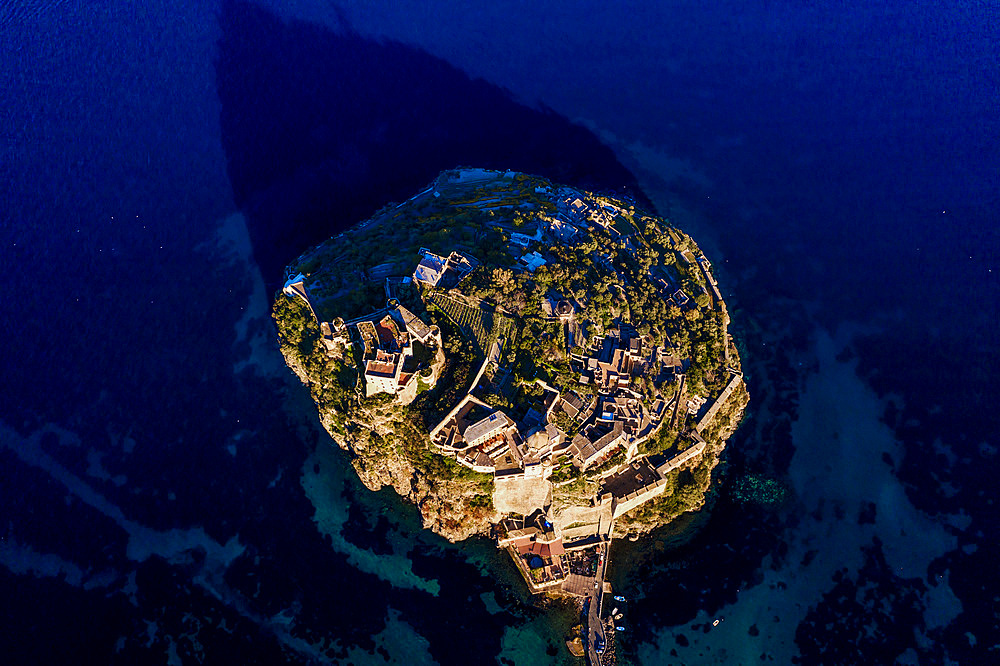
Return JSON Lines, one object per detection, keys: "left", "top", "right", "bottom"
{"left": 282, "top": 273, "right": 318, "bottom": 320}
{"left": 412, "top": 253, "right": 448, "bottom": 286}
{"left": 364, "top": 350, "right": 403, "bottom": 396}
{"left": 464, "top": 412, "right": 515, "bottom": 448}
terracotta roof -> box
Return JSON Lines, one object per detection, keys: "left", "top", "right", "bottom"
{"left": 510, "top": 535, "right": 533, "bottom": 549}
{"left": 374, "top": 315, "right": 400, "bottom": 347}
{"left": 573, "top": 422, "right": 625, "bottom": 466}
{"left": 366, "top": 360, "right": 395, "bottom": 377}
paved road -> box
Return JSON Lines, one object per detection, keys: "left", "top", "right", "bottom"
{"left": 563, "top": 573, "right": 593, "bottom": 597}
{"left": 587, "top": 536, "right": 613, "bottom": 666}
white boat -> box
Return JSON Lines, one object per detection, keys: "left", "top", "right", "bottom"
{"left": 614, "top": 595, "right": 626, "bottom": 602}
{"left": 615, "top": 613, "right": 623, "bottom": 620}
{"left": 611, "top": 607, "right": 619, "bottom": 615}
{"left": 616, "top": 626, "right": 625, "bottom": 631}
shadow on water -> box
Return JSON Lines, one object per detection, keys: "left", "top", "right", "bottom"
{"left": 211, "top": 4, "right": 629, "bottom": 662}
{"left": 215, "top": 0, "right": 650, "bottom": 286}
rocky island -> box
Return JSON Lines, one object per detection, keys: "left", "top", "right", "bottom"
{"left": 273, "top": 167, "right": 747, "bottom": 661}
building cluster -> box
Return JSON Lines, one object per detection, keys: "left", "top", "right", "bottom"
{"left": 348, "top": 304, "right": 441, "bottom": 402}
{"left": 597, "top": 395, "right": 647, "bottom": 435}
{"left": 593, "top": 437, "right": 706, "bottom": 520}
{"left": 431, "top": 395, "right": 526, "bottom": 473}
{"left": 356, "top": 315, "right": 410, "bottom": 397}
{"left": 472, "top": 186, "right": 647, "bottom": 289}
{"left": 281, "top": 178, "right": 738, "bottom": 606}
{"left": 549, "top": 194, "right": 604, "bottom": 245}
{"left": 281, "top": 272, "right": 440, "bottom": 404}
{"left": 570, "top": 421, "right": 628, "bottom": 470}
{"left": 430, "top": 388, "right": 579, "bottom": 480}
{"left": 564, "top": 329, "right": 689, "bottom": 470}
{"left": 427, "top": 314, "right": 680, "bottom": 479}
{"left": 553, "top": 191, "right": 639, "bottom": 247}
{"left": 536, "top": 189, "right": 615, "bottom": 246}
{"left": 598, "top": 458, "right": 670, "bottom": 519}
{"left": 575, "top": 330, "right": 647, "bottom": 393}
{"left": 559, "top": 194, "right": 616, "bottom": 229}
{"left": 497, "top": 511, "right": 567, "bottom": 590}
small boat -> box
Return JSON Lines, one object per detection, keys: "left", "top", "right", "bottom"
{"left": 616, "top": 626, "right": 625, "bottom": 631}
{"left": 712, "top": 619, "right": 721, "bottom": 627}
{"left": 611, "top": 607, "right": 619, "bottom": 615}
{"left": 614, "top": 613, "right": 623, "bottom": 620}
{"left": 614, "top": 595, "right": 626, "bottom": 602}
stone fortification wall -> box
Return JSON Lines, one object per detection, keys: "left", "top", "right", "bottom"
{"left": 656, "top": 440, "right": 707, "bottom": 476}
{"left": 553, "top": 503, "right": 612, "bottom": 540}
{"left": 695, "top": 373, "right": 742, "bottom": 432}
{"left": 610, "top": 477, "right": 669, "bottom": 519}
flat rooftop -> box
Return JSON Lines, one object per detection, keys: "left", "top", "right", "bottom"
{"left": 600, "top": 459, "right": 662, "bottom": 499}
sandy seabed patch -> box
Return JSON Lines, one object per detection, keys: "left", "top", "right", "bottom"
{"left": 637, "top": 326, "right": 963, "bottom": 664}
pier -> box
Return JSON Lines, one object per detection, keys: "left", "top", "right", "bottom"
{"left": 585, "top": 522, "right": 614, "bottom": 666}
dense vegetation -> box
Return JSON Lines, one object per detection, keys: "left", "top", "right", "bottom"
{"left": 272, "top": 291, "right": 494, "bottom": 530}
{"left": 272, "top": 169, "right": 746, "bottom": 539}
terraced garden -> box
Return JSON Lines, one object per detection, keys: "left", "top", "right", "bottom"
{"left": 427, "top": 292, "right": 516, "bottom": 354}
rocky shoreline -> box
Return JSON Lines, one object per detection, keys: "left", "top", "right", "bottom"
{"left": 273, "top": 168, "right": 748, "bottom": 547}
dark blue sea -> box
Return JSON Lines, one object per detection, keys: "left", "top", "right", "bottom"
{"left": 3, "top": 1, "right": 997, "bottom": 663}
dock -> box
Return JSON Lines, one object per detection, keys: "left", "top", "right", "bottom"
{"left": 584, "top": 523, "right": 614, "bottom": 666}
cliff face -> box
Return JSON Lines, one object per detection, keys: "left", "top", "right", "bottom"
{"left": 282, "top": 351, "right": 494, "bottom": 543}
{"left": 348, "top": 429, "right": 495, "bottom": 543}
{"left": 273, "top": 168, "right": 749, "bottom": 548}
{"left": 277, "top": 296, "right": 748, "bottom": 546}
{"left": 612, "top": 367, "right": 750, "bottom": 540}
{"left": 613, "top": 390, "right": 749, "bottom": 537}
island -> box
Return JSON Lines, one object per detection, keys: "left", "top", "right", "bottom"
{"left": 273, "top": 168, "right": 748, "bottom": 662}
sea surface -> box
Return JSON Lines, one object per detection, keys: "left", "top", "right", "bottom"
{"left": 2, "top": 1, "right": 997, "bottom": 663}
